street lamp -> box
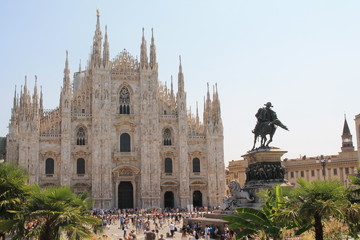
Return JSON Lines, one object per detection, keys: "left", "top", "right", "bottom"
{"left": 316, "top": 156, "right": 331, "bottom": 180}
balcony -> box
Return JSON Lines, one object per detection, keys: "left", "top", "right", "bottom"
{"left": 113, "top": 151, "right": 136, "bottom": 162}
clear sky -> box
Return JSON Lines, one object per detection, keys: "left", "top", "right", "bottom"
{"left": 1, "top": 1, "right": 360, "bottom": 165}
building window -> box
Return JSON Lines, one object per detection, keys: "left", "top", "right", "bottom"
{"left": 163, "top": 128, "right": 172, "bottom": 146}
{"left": 193, "top": 158, "right": 200, "bottom": 173}
{"left": 45, "top": 158, "right": 54, "bottom": 175}
{"left": 76, "top": 127, "right": 86, "bottom": 145}
{"left": 300, "top": 171, "right": 304, "bottom": 178}
{"left": 165, "top": 158, "right": 173, "bottom": 173}
{"left": 333, "top": 168, "right": 338, "bottom": 176}
{"left": 311, "top": 170, "right": 315, "bottom": 177}
{"left": 120, "top": 133, "right": 131, "bottom": 152}
{"left": 290, "top": 172, "right": 294, "bottom": 178}
{"left": 77, "top": 158, "right": 85, "bottom": 175}
{"left": 119, "top": 87, "right": 130, "bottom": 114}
{"left": 234, "top": 172, "right": 238, "bottom": 178}
{"left": 345, "top": 168, "right": 349, "bottom": 174}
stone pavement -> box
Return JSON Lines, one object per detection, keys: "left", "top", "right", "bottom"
{"left": 100, "top": 218, "right": 187, "bottom": 240}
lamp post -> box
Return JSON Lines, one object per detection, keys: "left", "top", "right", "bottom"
{"left": 316, "top": 156, "right": 331, "bottom": 180}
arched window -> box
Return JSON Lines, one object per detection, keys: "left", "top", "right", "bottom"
{"left": 120, "top": 133, "right": 131, "bottom": 152}
{"left": 193, "top": 158, "right": 200, "bottom": 173}
{"left": 76, "top": 127, "right": 86, "bottom": 145}
{"left": 77, "top": 158, "right": 85, "bottom": 175}
{"left": 45, "top": 158, "right": 54, "bottom": 175}
{"left": 163, "top": 128, "right": 172, "bottom": 146}
{"left": 165, "top": 158, "right": 173, "bottom": 173}
{"left": 119, "top": 87, "right": 130, "bottom": 114}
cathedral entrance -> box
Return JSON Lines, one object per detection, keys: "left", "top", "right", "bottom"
{"left": 193, "top": 191, "right": 203, "bottom": 207}
{"left": 118, "top": 181, "right": 133, "bottom": 209}
{"left": 164, "top": 191, "right": 174, "bottom": 208}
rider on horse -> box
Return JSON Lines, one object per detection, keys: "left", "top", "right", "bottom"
{"left": 253, "top": 102, "right": 277, "bottom": 134}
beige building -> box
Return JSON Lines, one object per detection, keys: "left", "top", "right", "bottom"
{"left": 226, "top": 117, "right": 359, "bottom": 187}
{"left": 225, "top": 159, "right": 248, "bottom": 196}
{"left": 6, "top": 12, "right": 225, "bottom": 209}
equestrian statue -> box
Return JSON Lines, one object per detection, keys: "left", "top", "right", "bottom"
{"left": 251, "top": 102, "right": 289, "bottom": 150}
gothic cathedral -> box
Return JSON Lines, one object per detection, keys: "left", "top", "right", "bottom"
{"left": 6, "top": 12, "right": 225, "bottom": 209}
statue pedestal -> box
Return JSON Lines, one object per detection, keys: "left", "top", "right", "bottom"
{"left": 241, "top": 147, "right": 291, "bottom": 207}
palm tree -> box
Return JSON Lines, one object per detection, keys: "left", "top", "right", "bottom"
{"left": 223, "top": 185, "right": 286, "bottom": 240}
{"left": 278, "top": 178, "right": 357, "bottom": 240}
{"left": 345, "top": 169, "right": 360, "bottom": 238}
{"left": 0, "top": 185, "right": 101, "bottom": 240}
{"left": 0, "top": 163, "right": 29, "bottom": 240}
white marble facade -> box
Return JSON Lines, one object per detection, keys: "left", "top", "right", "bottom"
{"left": 6, "top": 12, "right": 225, "bottom": 209}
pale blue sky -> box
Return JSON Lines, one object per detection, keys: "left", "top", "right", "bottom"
{"left": 1, "top": 1, "right": 360, "bottom": 164}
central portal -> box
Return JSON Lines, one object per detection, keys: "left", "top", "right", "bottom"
{"left": 164, "top": 191, "right": 174, "bottom": 208}
{"left": 118, "top": 181, "right": 134, "bottom": 209}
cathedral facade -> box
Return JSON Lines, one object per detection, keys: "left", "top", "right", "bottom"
{"left": 6, "top": 12, "right": 225, "bottom": 209}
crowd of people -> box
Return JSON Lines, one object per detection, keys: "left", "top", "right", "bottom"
{"left": 92, "top": 208, "right": 237, "bottom": 240}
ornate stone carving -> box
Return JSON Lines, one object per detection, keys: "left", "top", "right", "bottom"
{"left": 119, "top": 167, "right": 133, "bottom": 176}
{"left": 111, "top": 49, "right": 139, "bottom": 73}
{"left": 221, "top": 181, "right": 254, "bottom": 210}
{"left": 246, "top": 162, "right": 285, "bottom": 182}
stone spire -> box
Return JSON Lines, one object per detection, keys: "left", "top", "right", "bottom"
{"left": 140, "top": 28, "right": 148, "bottom": 69}
{"left": 23, "top": 76, "right": 30, "bottom": 106}
{"left": 103, "top": 25, "right": 110, "bottom": 67}
{"left": 149, "top": 28, "right": 157, "bottom": 70}
{"left": 178, "top": 56, "right": 184, "bottom": 93}
{"left": 32, "top": 75, "right": 39, "bottom": 109}
{"left": 212, "top": 83, "right": 221, "bottom": 124}
{"left": 13, "top": 85, "right": 17, "bottom": 110}
{"left": 91, "top": 9, "right": 103, "bottom": 68}
{"left": 23, "top": 75, "right": 28, "bottom": 99}
{"left": 20, "top": 84, "right": 23, "bottom": 108}
{"left": 196, "top": 101, "right": 200, "bottom": 125}
{"left": 341, "top": 114, "right": 354, "bottom": 152}
{"left": 79, "top": 59, "right": 82, "bottom": 72}
{"left": 40, "top": 85, "right": 43, "bottom": 113}
{"left": 170, "top": 76, "right": 175, "bottom": 105}
{"left": 204, "top": 83, "right": 212, "bottom": 124}
{"left": 63, "top": 51, "right": 71, "bottom": 94}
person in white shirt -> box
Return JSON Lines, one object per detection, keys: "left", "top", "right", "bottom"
{"left": 204, "top": 225, "right": 210, "bottom": 240}
{"left": 169, "top": 222, "right": 175, "bottom": 237}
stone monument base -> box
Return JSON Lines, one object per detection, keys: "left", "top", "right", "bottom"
{"left": 241, "top": 147, "right": 291, "bottom": 207}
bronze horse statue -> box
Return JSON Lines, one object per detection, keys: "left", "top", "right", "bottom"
{"left": 251, "top": 119, "right": 289, "bottom": 150}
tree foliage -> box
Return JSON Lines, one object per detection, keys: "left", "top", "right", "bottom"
{"left": 0, "top": 163, "right": 29, "bottom": 239}
{"left": 224, "top": 180, "right": 360, "bottom": 240}
{"left": 223, "top": 185, "right": 286, "bottom": 239}
{"left": 278, "top": 179, "right": 360, "bottom": 240}
{"left": 0, "top": 163, "right": 101, "bottom": 240}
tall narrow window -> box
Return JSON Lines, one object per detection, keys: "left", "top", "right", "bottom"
{"left": 77, "top": 158, "right": 85, "bottom": 175}
{"left": 119, "top": 87, "right": 130, "bottom": 114}
{"left": 165, "top": 158, "right": 173, "bottom": 173}
{"left": 193, "top": 158, "right": 201, "bottom": 173}
{"left": 163, "top": 128, "right": 172, "bottom": 146}
{"left": 45, "top": 158, "right": 54, "bottom": 175}
{"left": 120, "top": 133, "right": 131, "bottom": 152}
{"left": 76, "top": 127, "right": 86, "bottom": 145}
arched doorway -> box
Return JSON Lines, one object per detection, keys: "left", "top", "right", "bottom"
{"left": 118, "top": 182, "right": 133, "bottom": 209}
{"left": 164, "top": 191, "right": 174, "bottom": 208}
{"left": 193, "top": 191, "right": 203, "bottom": 207}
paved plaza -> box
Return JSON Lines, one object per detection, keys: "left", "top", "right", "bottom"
{"left": 99, "top": 216, "right": 212, "bottom": 240}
